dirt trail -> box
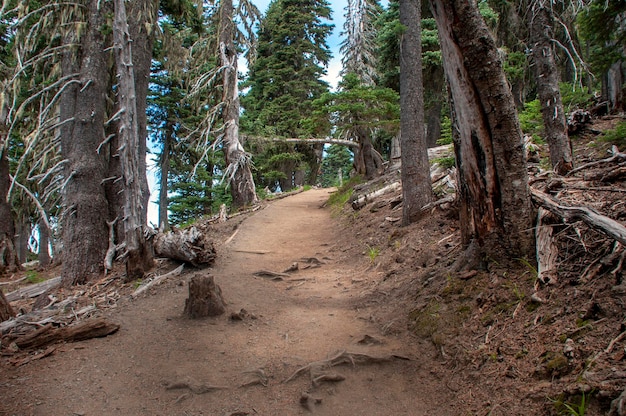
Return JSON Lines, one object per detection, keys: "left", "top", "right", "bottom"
{"left": 2, "top": 189, "right": 454, "bottom": 416}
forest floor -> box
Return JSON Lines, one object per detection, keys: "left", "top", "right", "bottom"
{"left": 1, "top": 115, "right": 626, "bottom": 416}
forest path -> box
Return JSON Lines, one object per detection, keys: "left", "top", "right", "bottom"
{"left": 2, "top": 189, "right": 453, "bottom": 416}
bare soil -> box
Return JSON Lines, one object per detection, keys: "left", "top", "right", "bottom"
{"left": 3, "top": 116, "right": 626, "bottom": 416}
{"left": 0, "top": 189, "right": 454, "bottom": 416}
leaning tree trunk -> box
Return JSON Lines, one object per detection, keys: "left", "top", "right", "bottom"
{"left": 113, "top": 0, "right": 150, "bottom": 281}
{"left": 59, "top": 1, "right": 110, "bottom": 286}
{"left": 400, "top": 0, "right": 432, "bottom": 225}
{"left": 219, "top": 0, "right": 257, "bottom": 209}
{"left": 430, "top": 0, "right": 534, "bottom": 263}
{"left": 528, "top": 3, "right": 573, "bottom": 175}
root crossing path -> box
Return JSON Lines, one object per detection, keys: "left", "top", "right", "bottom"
{"left": 2, "top": 189, "right": 454, "bottom": 415}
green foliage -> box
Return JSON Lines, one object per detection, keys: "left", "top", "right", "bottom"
{"left": 599, "top": 121, "right": 626, "bottom": 148}
{"left": 519, "top": 99, "right": 543, "bottom": 137}
{"left": 578, "top": 1, "right": 626, "bottom": 74}
{"left": 550, "top": 391, "right": 591, "bottom": 416}
{"left": 326, "top": 176, "right": 363, "bottom": 213}
{"left": 432, "top": 156, "right": 455, "bottom": 169}
{"left": 478, "top": 0, "right": 498, "bottom": 30}
{"left": 560, "top": 82, "right": 593, "bottom": 112}
{"left": 436, "top": 115, "right": 452, "bottom": 145}
{"left": 319, "top": 145, "right": 353, "bottom": 188}
{"left": 503, "top": 50, "right": 526, "bottom": 84}
{"left": 307, "top": 73, "right": 400, "bottom": 140}
{"left": 26, "top": 270, "right": 44, "bottom": 284}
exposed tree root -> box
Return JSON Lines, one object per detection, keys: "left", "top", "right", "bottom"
{"left": 164, "top": 380, "right": 229, "bottom": 394}
{"left": 283, "top": 350, "right": 409, "bottom": 386}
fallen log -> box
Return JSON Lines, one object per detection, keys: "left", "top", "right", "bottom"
{"left": 12, "top": 317, "right": 119, "bottom": 350}
{"left": 154, "top": 226, "right": 216, "bottom": 267}
{"left": 536, "top": 208, "right": 559, "bottom": 285}
{"left": 351, "top": 182, "right": 402, "bottom": 210}
{"left": 5, "top": 276, "right": 62, "bottom": 302}
{"left": 530, "top": 188, "right": 626, "bottom": 246}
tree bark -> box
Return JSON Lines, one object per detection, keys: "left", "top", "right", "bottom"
{"left": 219, "top": 0, "right": 258, "bottom": 209}
{"left": 158, "top": 121, "right": 172, "bottom": 231}
{"left": 430, "top": 0, "right": 534, "bottom": 261}
{"left": 113, "top": 0, "right": 151, "bottom": 281}
{"left": 528, "top": 3, "right": 573, "bottom": 175}
{"left": 37, "top": 218, "right": 51, "bottom": 268}
{"left": 153, "top": 226, "right": 216, "bottom": 266}
{"left": 400, "top": 0, "right": 432, "bottom": 225}
{"left": 0, "top": 290, "right": 14, "bottom": 323}
{"left": 59, "top": 0, "right": 110, "bottom": 286}
{"left": 184, "top": 275, "right": 226, "bottom": 318}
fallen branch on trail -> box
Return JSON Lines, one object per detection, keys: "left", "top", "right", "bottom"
{"left": 154, "top": 226, "right": 216, "bottom": 266}
{"left": 535, "top": 208, "right": 559, "bottom": 285}
{"left": 132, "top": 264, "right": 184, "bottom": 298}
{"left": 530, "top": 188, "right": 626, "bottom": 246}
{"left": 283, "top": 350, "right": 410, "bottom": 386}
{"left": 253, "top": 270, "right": 291, "bottom": 280}
{"left": 566, "top": 145, "right": 626, "bottom": 177}
{"left": 164, "top": 380, "right": 229, "bottom": 394}
{"left": 10, "top": 317, "right": 119, "bottom": 350}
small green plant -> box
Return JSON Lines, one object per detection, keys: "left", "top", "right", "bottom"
{"left": 519, "top": 99, "right": 543, "bottom": 137}
{"left": 26, "top": 270, "right": 44, "bottom": 284}
{"left": 549, "top": 391, "right": 591, "bottom": 416}
{"left": 517, "top": 257, "right": 539, "bottom": 283}
{"left": 366, "top": 245, "right": 380, "bottom": 264}
{"left": 432, "top": 156, "right": 456, "bottom": 169}
{"left": 599, "top": 121, "right": 626, "bottom": 148}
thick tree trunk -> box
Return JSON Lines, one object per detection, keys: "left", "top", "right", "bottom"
{"left": 113, "top": 0, "right": 150, "bottom": 281}
{"left": 184, "top": 275, "right": 226, "bottom": 318}
{"left": 59, "top": 0, "right": 110, "bottom": 286}
{"left": 605, "top": 61, "right": 625, "bottom": 113}
{"left": 431, "top": 0, "right": 534, "bottom": 261}
{"left": 354, "top": 130, "right": 383, "bottom": 180}
{"left": 220, "top": 0, "right": 257, "bottom": 209}
{"left": 528, "top": 4, "right": 573, "bottom": 175}
{"left": 15, "top": 216, "right": 29, "bottom": 263}
{"left": 400, "top": 0, "right": 432, "bottom": 225}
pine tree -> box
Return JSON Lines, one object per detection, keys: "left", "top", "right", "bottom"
{"left": 241, "top": 0, "right": 333, "bottom": 190}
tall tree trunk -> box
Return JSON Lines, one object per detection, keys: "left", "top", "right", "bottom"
{"left": 37, "top": 218, "right": 51, "bottom": 268}
{"left": 528, "top": 3, "right": 573, "bottom": 175}
{"left": 113, "top": 0, "right": 150, "bottom": 281}
{"left": 60, "top": 0, "right": 110, "bottom": 286}
{"left": 219, "top": 0, "right": 257, "bottom": 209}
{"left": 158, "top": 121, "right": 172, "bottom": 231}
{"left": 400, "top": 0, "right": 432, "bottom": 225}
{"left": 0, "top": 146, "right": 20, "bottom": 275}
{"left": 430, "top": 0, "right": 534, "bottom": 262}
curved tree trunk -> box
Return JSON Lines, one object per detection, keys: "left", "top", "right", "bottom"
{"left": 220, "top": 0, "right": 258, "bottom": 209}
{"left": 528, "top": 3, "right": 573, "bottom": 175}
{"left": 60, "top": 0, "right": 110, "bottom": 286}
{"left": 431, "top": 0, "right": 534, "bottom": 262}
{"left": 400, "top": 0, "right": 432, "bottom": 225}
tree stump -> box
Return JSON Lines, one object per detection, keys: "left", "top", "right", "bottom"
{"left": 184, "top": 275, "right": 225, "bottom": 318}
{"left": 0, "top": 289, "right": 14, "bottom": 322}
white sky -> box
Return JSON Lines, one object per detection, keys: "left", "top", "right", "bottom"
{"left": 147, "top": 0, "right": 349, "bottom": 226}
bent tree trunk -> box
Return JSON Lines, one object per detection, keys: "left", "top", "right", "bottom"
{"left": 59, "top": 1, "right": 110, "bottom": 286}
{"left": 219, "top": 0, "right": 257, "bottom": 209}
{"left": 399, "top": 0, "right": 432, "bottom": 225}
{"left": 431, "top": 0, "right": 534, "bottom": 262}
{"left": 528, "top": 3, "right": 573, "bottom": 175}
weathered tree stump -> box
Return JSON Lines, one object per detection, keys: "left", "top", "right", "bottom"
{"left": 184, "top": 275, "right": 225, "bottom": 318}
{"left": 0, "top": 290, "right": 14, "bottom": 322}
{"left": 154, "top": 226, "right": 216, "bottom": 267}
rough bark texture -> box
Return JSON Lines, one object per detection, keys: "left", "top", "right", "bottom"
{"left": 354, "top": 128, "right": 384, "bottom": 180}
{"left": 113, "top": 0, "right": 149, "bottom": 281}
{"left": 220, "top": 0, "right": 258, "bottom": 209}
{"left": 400, "top": 0, "right": 432, "bottom": 225}
{"left": 528, "top": 4, "right": 573, "bottom": 175}
{"left": 13, "top": 317, "right": 119, "bottom": 350}
{"left": 184, "top": 275, "right": 226, "bottom": 318}
{"left": 0, "top": 290, "right": 14, "bottom": 322}
{"left": 158, "top": 122, "right": 172, "bottom": 231}
{"left": 59, "top": 0, "right": 110, "bottom": 286}
{"left": 154, "top": 227, "right": 216, "bottom": 266}
{"left": 431, "top": 0, "right": 534, "bottom": 260}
